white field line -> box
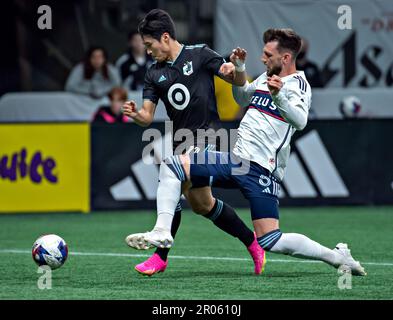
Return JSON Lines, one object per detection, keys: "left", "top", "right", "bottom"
{"left": 0, "top": 249, "right": 392, "bottom": 267}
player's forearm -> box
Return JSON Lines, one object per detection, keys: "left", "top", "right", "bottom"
{"left": 232, "top": 70, "right": 247, "bottom": 87}
{"left": 232, "top": 53, "right": 247, "bottom": 86}
{"left": 132, "top": 109, "right": 153, "bottom": 127}
{"left": 272, "top": 91, "right": 308, "bottom": 130}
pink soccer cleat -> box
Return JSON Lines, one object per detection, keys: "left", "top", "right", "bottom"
{"left": 134, "top": 253, "right": 168, "bottom": 276}
{"left": 247, "top": 234, "right": 267, "bottom": 275}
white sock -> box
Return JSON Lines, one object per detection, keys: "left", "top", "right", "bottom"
{"left": 270, "top": 233, "right": 344, "bottom": 267}
{"left": 154, "top": 162, "right": 182, "bottom": 232}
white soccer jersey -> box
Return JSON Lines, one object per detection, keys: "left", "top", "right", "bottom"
{"left": 232, "top": 71, "right": 311, "bottom": 181}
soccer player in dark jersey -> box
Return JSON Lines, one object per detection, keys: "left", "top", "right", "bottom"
{"left": 122, "top": 9, "right": 266, "bottom": 276}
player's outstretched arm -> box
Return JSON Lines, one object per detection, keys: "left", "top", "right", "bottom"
{"left": 218, "top": 47, "right": 248, "bottom": 86}
{"left": 229, "top": 48, "right": 261, "bottom": 107}
{"left": 122, "top": 99, "right": 156, "bottom": 127}
{"left": 230, "top": 47, "right": 248, "bottom": 86}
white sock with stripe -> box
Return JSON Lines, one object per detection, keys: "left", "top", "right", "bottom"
{"left": 270, "top": 233, "right": 344, "bottom": 267}
{"left": 154, "top": 162, "right": 182, "bottom": 232}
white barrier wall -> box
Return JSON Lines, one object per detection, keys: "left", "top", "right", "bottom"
{"left": 0, "top": 91, "right": 169, "bottom": 122}
{"left": 1, "top": 88, "right": 392, "bottom": 121}
{"left": 310, "top": 88, "right": 393, "bottom": 119}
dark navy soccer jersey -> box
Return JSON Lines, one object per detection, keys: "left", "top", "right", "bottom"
{"left": 143, "top": 44, "right": 225, "bottom": 140}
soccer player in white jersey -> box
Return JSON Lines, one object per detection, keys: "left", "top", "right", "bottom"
{"left": 126, "top": 28, "right": 366, "bottom": 276}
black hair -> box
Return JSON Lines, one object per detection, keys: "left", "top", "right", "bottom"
{"left": 138, "top": 9, "right": 176, "bottom": 41}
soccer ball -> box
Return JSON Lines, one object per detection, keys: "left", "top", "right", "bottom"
{"left": 32, "top": 234, "right": 68, "bottom": 270}
{"left": 339, "top": 95, "right": 362, "bottom": 118}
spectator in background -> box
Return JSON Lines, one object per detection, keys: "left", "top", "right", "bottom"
{"left": 296, "top": 38, "right": 323, "bottom": 88}
{"left": 116, "top": 32, "right": 153, "bottom": 91}
{"left": 92, "top": 87, "right": 129, "bottom": 123}
{"left": 65, "top": 46, "right": 121, "bottom": 99}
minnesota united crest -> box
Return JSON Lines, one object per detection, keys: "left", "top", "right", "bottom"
{"left": 183, "top": 61, "right": 193, "bottom": 76}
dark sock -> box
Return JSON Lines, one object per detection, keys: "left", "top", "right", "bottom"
{"left": 204, "top": 199, "right": 254, "bottom": 247}
{"left": 155, "top": 203, "right": 182, "bottom": 261}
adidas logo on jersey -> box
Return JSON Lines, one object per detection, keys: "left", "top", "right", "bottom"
{"left": 158, "top": 75, "right": 167, "bottom": 83}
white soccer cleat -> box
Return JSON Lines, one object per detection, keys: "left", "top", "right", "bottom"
{"left": 125, "top": 228, "right": 174, "bottom": 250}
{"left": 334, "top": 243, "right": 367, "bottom": 276}
{"left": 125, "top": 232, "right": 154, "bottom": 250}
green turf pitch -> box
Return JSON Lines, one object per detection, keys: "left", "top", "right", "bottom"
{"left": 0, "top": 207, "right": 392, "bottom": 300}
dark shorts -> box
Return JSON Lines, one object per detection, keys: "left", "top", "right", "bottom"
{"left": 189, "top": 151, "right": 280, "bottom": 220}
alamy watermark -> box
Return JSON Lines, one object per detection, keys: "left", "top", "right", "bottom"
{"left": 337, "top": 5, "right": 352, "bottom": 30}
{"left": 141, "top": 121, "right": 252, "bottom": 176}
{"left": 337, "top": 265, "right": 352, "bottom": 290}
{"left": 37, "top": 266, "right": 52, "bottom": 290}
{"left": 37, "top": 5, "right": 52, "bottom": 30}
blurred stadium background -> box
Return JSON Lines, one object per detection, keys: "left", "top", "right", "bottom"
{"left": 0, "top": 0, "right": 393, "bottom": 300}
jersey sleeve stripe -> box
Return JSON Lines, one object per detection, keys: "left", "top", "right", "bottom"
{"left": 294, "top": 75, "right": 307, "bottom": 92}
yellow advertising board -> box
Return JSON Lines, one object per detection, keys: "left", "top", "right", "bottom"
{"left": 0, "top": 123, "right": 90, "bottom": 213}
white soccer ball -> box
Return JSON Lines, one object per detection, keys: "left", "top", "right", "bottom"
{"left": 32, "top": 234, "right": 68, "bottom": 270}
{"left": 339, "top": 95, "right": 362, "bottom": 118}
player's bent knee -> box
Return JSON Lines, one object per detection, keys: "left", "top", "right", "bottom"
{"left": 187, "top": 188, "right": 215, "bottom": 215}
{"left": 190, "top": 202, "right": 211, "bottom": 215}
{"left": 188, "top": 194, "right": 213, "bottom": 215}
